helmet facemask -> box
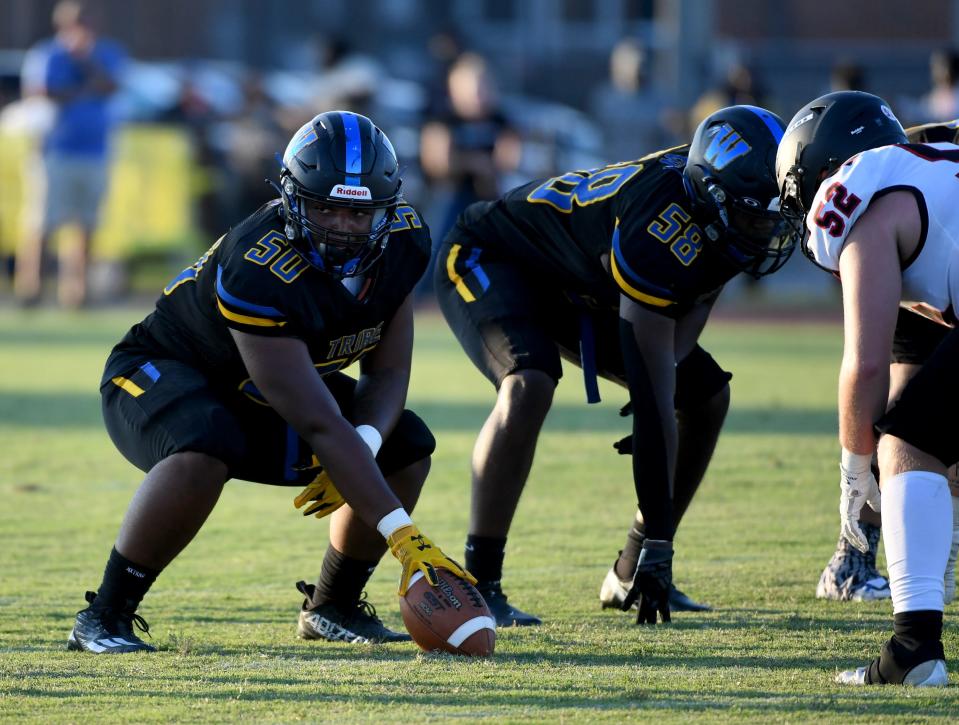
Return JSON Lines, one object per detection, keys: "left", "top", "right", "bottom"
{"left": 280, "top": 170, "right": 396, "bottom": 279}
{"left": 693, "top": 173, "right": 798, "bottom": 278}
{"left": 778, "top": 162, "right": 816, "bottom": 264}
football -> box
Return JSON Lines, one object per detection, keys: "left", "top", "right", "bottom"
{"left": 399, "top": 569, "right": 496, "bottom": 656}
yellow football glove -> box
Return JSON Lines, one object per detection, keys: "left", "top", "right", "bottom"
{"left": 293, "top": 471, "right": 346, "bottom": 519}
{"left": 387, "top": 524, "right": 477, "bottom": 595}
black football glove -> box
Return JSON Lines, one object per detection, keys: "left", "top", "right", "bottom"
{"left": 622, "top": 539, "right": 673, "bottom": 625}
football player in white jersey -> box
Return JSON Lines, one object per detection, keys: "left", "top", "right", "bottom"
{"left": 814, "top": 120, "right": 959, "bottom": 605}
{"left": 777, "top": 91, "right": 957, "bottom": 686}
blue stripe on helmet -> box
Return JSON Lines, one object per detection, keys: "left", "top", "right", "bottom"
{"left": 740, "top": 104, "right": 784, "bottom": 143}
{"left": 340, "top": 112, "right": 362, "bottom": 185}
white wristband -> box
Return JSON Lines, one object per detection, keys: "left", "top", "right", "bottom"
{"left": 841, "top": 448, "right": 873, "bottom": 474}
{"left": 377, "top": 507, "right": 413, "bottom": 539}
{"left": 355, "top": 424, "right": 382, "bottom": 457}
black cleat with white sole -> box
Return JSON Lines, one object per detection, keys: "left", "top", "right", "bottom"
{"left": 600, "top": 566, "right": 712, "bottom": 612}
{"left": 67, "top": 591, "right": 156, "bottom": 653}
{"left": 296, "top": 581, "right": 411, "bottom": 644}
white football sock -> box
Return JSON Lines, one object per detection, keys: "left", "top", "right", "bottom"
{"left": 882, "top": 471, "right": 951, "bottom": 614}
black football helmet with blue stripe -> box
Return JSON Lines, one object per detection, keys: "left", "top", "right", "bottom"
{"left": 279, "top": 111, "right": 402, "bottom": 278}
{"left": 684, "top": 105, "right": 797, "bottom": 277}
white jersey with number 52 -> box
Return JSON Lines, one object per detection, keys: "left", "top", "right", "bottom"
{"left": 805, "top": 142, "right": 959, "bottom": 326}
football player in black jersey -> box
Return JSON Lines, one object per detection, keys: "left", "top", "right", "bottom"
{"left": 67, "top": 111, "right": 474, "bottom": 653}
{"left": 434, "top": 105, "right": 797, "bottom": 626}
{"left": 814, "top": 120, "right": 959, "bottom": 606}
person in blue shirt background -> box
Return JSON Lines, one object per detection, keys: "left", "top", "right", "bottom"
{"left": 14, "top": 0, "right": 126, "bottom": 308}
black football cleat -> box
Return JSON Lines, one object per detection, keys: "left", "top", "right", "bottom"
{"left": 295, "top": 581, "right": 411, "bottom": 644}
{"left": 667, "top": 584, "right": 713, "bottom": 612}
{"left": 476, "top": 581, "right": 542, "bottom": 627}
{"left": 67, "top": 591, "right": 156, "bottom": 653}
{"left": 600, "top": 567, "right": 712, "bottom": 612}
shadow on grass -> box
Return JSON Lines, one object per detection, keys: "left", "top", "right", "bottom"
{"left": 0, "top": 392, "right": 101, "bottom": 428}
{"left": 394, "top": 403, "right": 836, "bottom": 436}
{"left": 9, "top": 666, "right": 956, "bottom": 717}
{"left": 0, "top": 392, "right": 836, "bottom": 436}
{"left": 0, "top": 329, "right": 126, "bottom": 347}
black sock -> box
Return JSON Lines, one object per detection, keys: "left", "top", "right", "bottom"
{"left": 867, "top": 610, "right": 945, "bottom": 683}
{"left": 614, "top": 523, "right": 646, "bottom": 580}
{"left": 312, "top": 546, "right": 377, "bottom": 610}
{"left": 465, "top": 534, "right": 506, "bottom": 586}
{"left": 94, "top": 547, "right": 160, "bottom": 612}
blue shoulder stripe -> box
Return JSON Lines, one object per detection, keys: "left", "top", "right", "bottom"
{"left": 216, "top": 265, "right": 284, "bottom": 317}
{"left": 611, "top": 227, "right": 673, "bottom": 298}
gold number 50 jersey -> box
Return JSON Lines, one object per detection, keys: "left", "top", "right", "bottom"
{"left": 106, "top": 200, "right": 431, "bottom": 400}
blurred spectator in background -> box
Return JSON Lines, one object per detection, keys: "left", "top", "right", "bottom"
{"left": 305, "top": 34, "right": 382, "bottom": 119}
{"left": 420, "top": 52, "right": 521, "bottom": 258}
{"left": 156, "top": 77, "right": 222, "bottom": 242}
{"left": 14, "top": 0, "right": 126, "bottom": 308}
{"left": 830, "top": 59, "right": 867, "bottom": 92}
{"left": 588, "top": 38, "right": 680, "bottom": 162}
{"left": 222, "top": 73, "right": 286, "bottom": 221}
{"left": 424, "top": 28, "right": 465, "bottom": 117}
{"left": 689, "top": 61, "right": 769, "bottom": 134}
{"left": 919, "top": 48, "right": 959, "bottom": 121}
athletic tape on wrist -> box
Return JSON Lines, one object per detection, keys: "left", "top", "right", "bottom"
{"left": 355, "top": 424, "right": 382, "bottom": 457}
{"left": 377, "top": 508, "right": 413, "bottom": 539}
{"left": 841, "top": 448, "right": 873, "bottom": 474}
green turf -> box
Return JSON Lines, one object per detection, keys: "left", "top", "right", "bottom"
{"left": 0, "top": 307, "right": 956, "bottom": 723}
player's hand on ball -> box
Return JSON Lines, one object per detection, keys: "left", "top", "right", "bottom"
{"left": 623, "top": 539, "right": 673, "bottom": 625}
{"left": 293, "top": 471, "right": 346, "bottom": 519}
{"left": 387, "top": 524, "right": 477, "bottom": 595}
{"left": 839, "top": 452, "right": 881, "bottom": 553}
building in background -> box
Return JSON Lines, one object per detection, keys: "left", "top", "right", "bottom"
{"left": 1, "top": 0, "right": 958, "bottom": 306}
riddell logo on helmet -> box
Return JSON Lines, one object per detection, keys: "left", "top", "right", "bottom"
{"left": 331, "top": 184, "right": 372, "bottom": 200}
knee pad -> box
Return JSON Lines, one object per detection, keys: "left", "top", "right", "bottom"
{"left": 675, "top": 345, "right": 732, "bottom": 411}
{"left": 377, "top": 409, "right": 436, "bottom": 476}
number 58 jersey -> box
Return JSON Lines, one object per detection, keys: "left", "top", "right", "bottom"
{"left": 804, "top": 142, "right": 959, "bottom": 326}
{"left": 457, "top": 147, "right": 741, "bottom": 317}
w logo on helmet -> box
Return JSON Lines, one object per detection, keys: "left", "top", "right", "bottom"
{"left": 284, "top": 123, "right": 319, "bottom": 164}
{"left": 703, "top": 123, "right": 751, "bottom": 170}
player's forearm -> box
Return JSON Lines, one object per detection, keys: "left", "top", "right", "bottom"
{"left": 353, "top": 368, "right": 409, "bottom": 437}
{"left": 618, "top": 315, "right": 678, "bottom": 540}
{"left": 304, "top": 420, "right": 403, "bottom": 529}
{"left": 631, "top": 412, "right": 677, "bottom": 541}
{"left": 838, "top": 360, "right": 888, "bottom": 455}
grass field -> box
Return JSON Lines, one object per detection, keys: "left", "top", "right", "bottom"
{"left": 0, "top": 306, "right": 956, "bottom": 723}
